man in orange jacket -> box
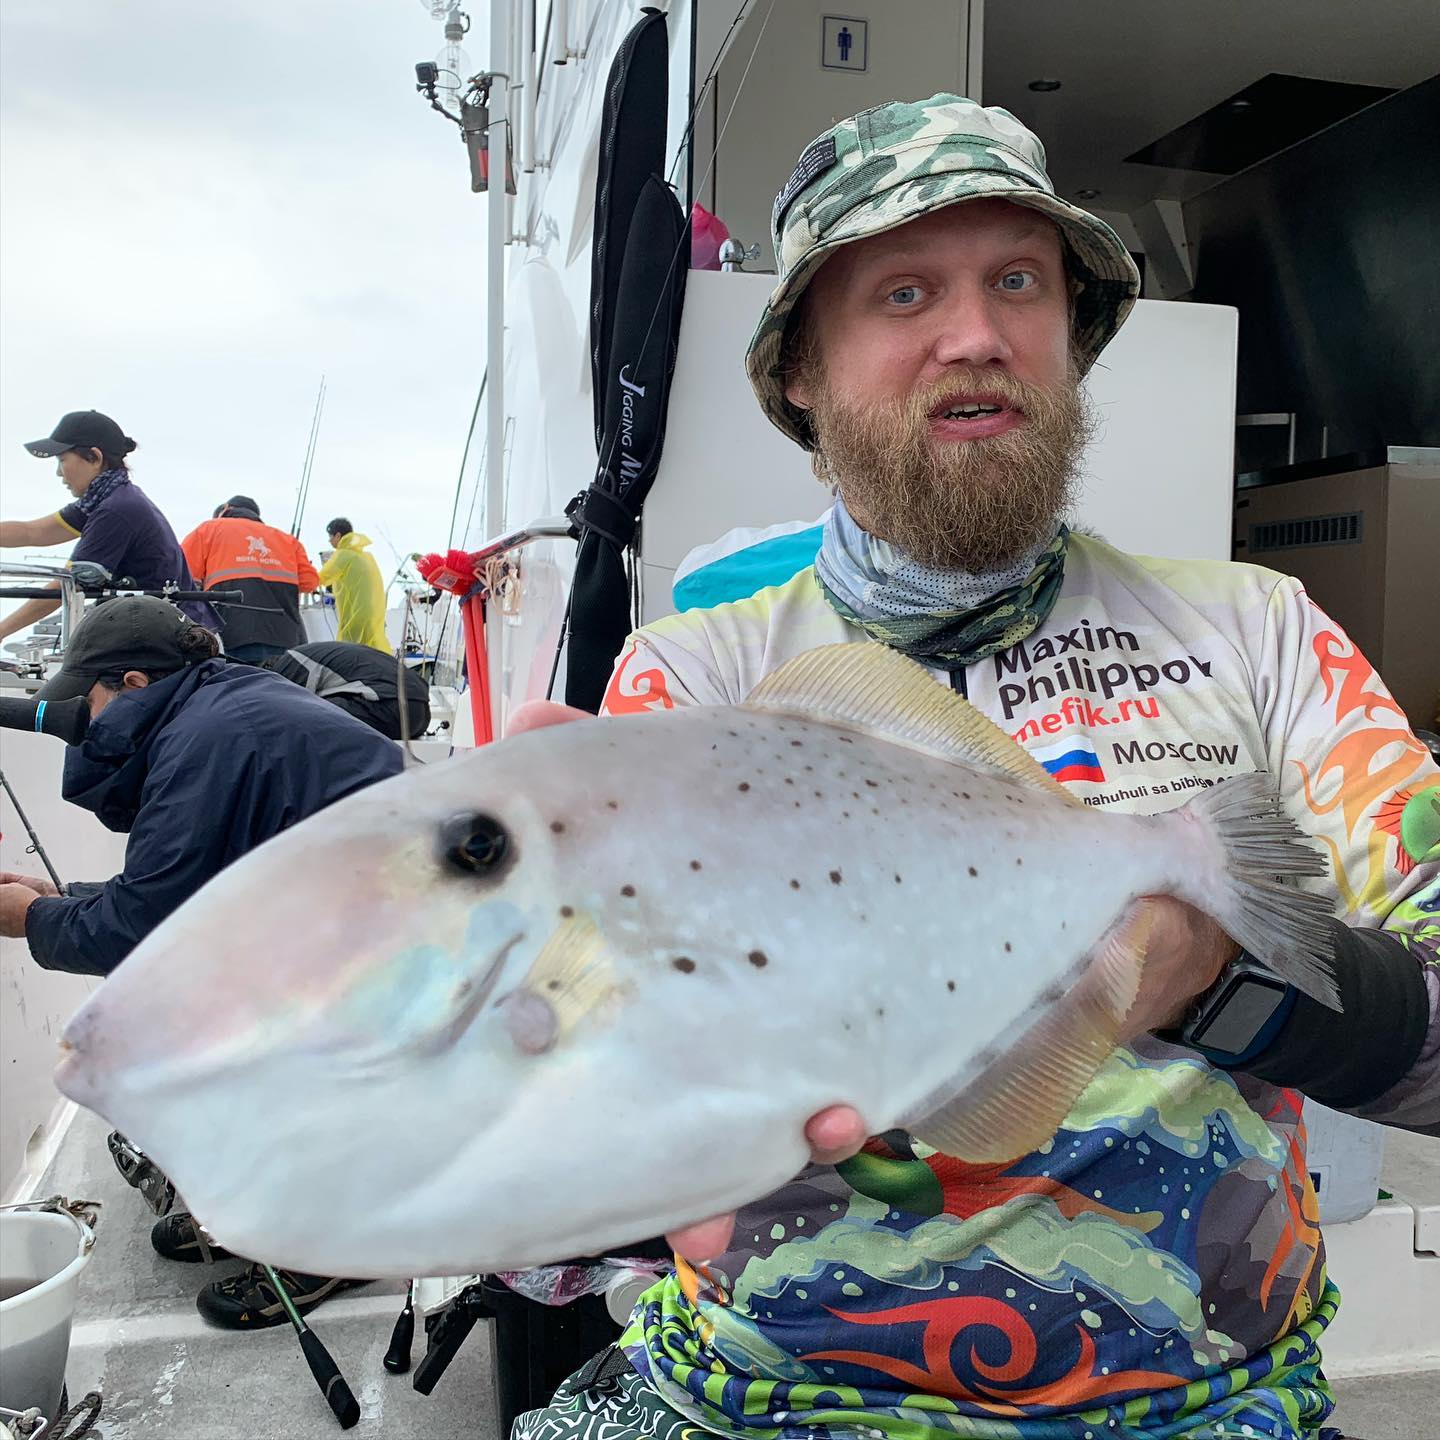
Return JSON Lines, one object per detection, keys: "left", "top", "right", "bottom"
{"left": 181, "top": 497, "right": 319, "bottom": 663}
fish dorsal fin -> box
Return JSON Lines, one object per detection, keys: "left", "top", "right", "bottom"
{"left": 744, "top": 642, "right": 1079, "bottom": 803}
{"left": 908, "top": 901, "right": 1155, "bottom": 1162}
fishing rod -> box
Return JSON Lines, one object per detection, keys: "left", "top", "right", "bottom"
{"left": 291, "top": 376, "right": 328, "bottom": 538}
{"left": 383, "top": 1281, "right": 415, "bottom": 1374}
{"left": 261, "top": 1263, "right": 360, "bottom": 1430}
{"left": 0, "top": 769, "right": 64, "bottom": 892}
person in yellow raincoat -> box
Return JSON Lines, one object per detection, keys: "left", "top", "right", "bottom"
{"left": 317, "top": 518, "right": 391, "bottom": 653}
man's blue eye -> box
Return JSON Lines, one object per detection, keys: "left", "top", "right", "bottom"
{"left": 999, "top": 271, "right": 1036, "bottom": 292}
{"left": 889, "top": 286, "right": 920, "bottom": 305}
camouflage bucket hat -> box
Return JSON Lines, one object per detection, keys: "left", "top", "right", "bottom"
{"left": 745, "top": 94, "right": 1142, "bottom": 449}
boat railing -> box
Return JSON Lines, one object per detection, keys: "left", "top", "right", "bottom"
{"left": 0, "top": 562, "right": 86, "bottom": 659}
{"left": 0, "top": 562, "right": 243, "bottom": 675}
{"left": 467, "top": 515, "right": 574, "bottom": 567}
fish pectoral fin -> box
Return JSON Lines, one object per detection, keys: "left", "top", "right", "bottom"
{"left": 522, "top": 913, "right": 621, "bottom": 1035}
{"left": 909, "top": 901, "right": 1154, "bottom": 1162}
{"left": 743, "top": 643, "right": 1079, "bottom": 802}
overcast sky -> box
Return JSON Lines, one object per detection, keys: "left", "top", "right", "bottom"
{"left": 0, "top": 0, "right": 495, "bottom": 584}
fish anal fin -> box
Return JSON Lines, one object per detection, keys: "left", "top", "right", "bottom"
{"left": 743, "top": 643, "right": 1079, "bottom": 802}
{"left": 910, "top": 902, "right": 1155, "bottom": 1162}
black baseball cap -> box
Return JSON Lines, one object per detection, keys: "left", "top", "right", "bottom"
{"left": 215, "top": 495, "right": 261, "bottom": 519}
{"left": 25, "top": 410, "right": 136, "bottom": 460}
{"left": 35, "top": 597, "right": 199, "bottom": 703}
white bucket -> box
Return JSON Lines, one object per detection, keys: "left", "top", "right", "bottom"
{"left": 0, "top": 1207, "right": 94, "bottom": 1423}
{"left": 1304, "top": 1100, "right": 1386, "bottom": 1224}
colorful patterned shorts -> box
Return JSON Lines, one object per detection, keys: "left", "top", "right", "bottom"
{"left": 511, "top": 1349, "right": 1353, "bottom": 1440}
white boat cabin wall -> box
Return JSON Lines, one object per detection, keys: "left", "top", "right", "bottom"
{"left": 488, "top": 0, "right": 1236, "bottom": 738}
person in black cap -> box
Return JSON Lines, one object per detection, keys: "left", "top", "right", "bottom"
{"left": 180, "top": 495, "right": 319, "bottom": 662}
{"left": 0, "top": 409, "right": 216, "bottom": 643}
{"left": 0, "top": 594, "right": 401, "bottom": 969}
{"left": 0, "top": 593, "right": 404, "bottom": 1329}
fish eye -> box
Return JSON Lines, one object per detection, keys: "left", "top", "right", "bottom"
{"left": 440, "top": 813, "right": 511, "bottom": 875}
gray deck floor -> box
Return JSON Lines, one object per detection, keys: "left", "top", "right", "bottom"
{"left": 33, "top": 1109, "right": 497, "bottom": 1438}
{"left": 27, "top": 1111, "right": 1439, "bottom": 1438}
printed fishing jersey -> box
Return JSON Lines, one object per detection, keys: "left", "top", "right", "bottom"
{"left": 599, "top": 535, "right": 1439, "bottom": 1440}
{"left": 181, "top": 516, "right": 318, "bottom": 652}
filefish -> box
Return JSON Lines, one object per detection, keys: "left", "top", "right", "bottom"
{"left": 55, "top": 644, "right": 1337, "bottom": 1278}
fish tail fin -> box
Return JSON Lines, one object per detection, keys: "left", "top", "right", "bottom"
{"left": 1172, "top": 773, "right": 1340, "bottom": 1010}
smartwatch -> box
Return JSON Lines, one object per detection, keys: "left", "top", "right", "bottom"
{"left": 1173, "top": 955, "right": 1297, "bottom": 1068}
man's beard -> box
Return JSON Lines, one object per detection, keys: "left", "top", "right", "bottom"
{"left": 807, "top": 362, "right": 1096, "bottom": 571}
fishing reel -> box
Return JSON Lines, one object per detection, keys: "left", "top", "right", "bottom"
{"left": 106, "top": 1132, "right": 176, "bottom": 1217}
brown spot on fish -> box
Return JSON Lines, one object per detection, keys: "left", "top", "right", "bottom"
{"left": 865, "top": 779, "right": 879, "bottom": 788}
{"left": 621, "top": 885, "right": 636, "bottom": 898}
{"left": 813, "top": 790, "right": 823, "bottom": 799}
{"left": 689, "top": 860, "right": 702, "bottom": 871}
{"left": 789, "top": 879, "right": 801, "bottom": 890}
{"left": 947, "top": 980, "right": 956, "bottom": 992}
{"left": 559, "top": 905, "right": 574, "bottom": 918}
{"left": 962, "top": 791, "right": 971, "bottom": 800}
{"left": 672, "top": 957, "right": 696, "bottom": 974}
{"left": 738, "top": 782, "right": 751, "bottom": 793}
{"left": 968, "top": 866, "right": 978, "bottom": 877}
{"left": 606, "top": 800, "right": 619, "bottom": 811}
{"left": 748, "top": 950, "right": 768, "bottom": 968}
{"left": 894, "top": 874, "right": 902, "bottom": 884}
{"left": 790, "top": 739, "right": 803, "bottom": 747}
{"left": 1040, "top": 980, "right": 1066, "bottom": 1004}
{"left": 841, "top": 810, "right": 850, "bottom": 819}
{"left": 550, "top": 821, "right": 565, "bottom": 834}
{"left": 1004, "top": 941, "right": 1012, "bottom": 953}
{"left": 784, "top": 777, "right": 794, "bottom": 785}
{"left": 829, "top": 870, "right": 843, "bottom": 885}
{"left": 1016, "top": 857, "right": 1023, "bottom": 866}
{"left": 547, "top": 979, "right": 562, "bottom": 991}
{"left": 504, "top": 990, "right": 558, "bottom": 1056}
{"left": 839, "top": 735, "right": 853, "bottom": 744}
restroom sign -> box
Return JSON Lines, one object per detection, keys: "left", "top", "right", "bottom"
{"left": 822, "top": 16, "right": 867, "bottom": 72}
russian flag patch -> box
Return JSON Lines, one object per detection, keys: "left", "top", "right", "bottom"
{"left": 1031, "top": 737, "right": 1106, "bottom": 784}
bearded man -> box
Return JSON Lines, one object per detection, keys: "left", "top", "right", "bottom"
{"left": 514, "top": 97, "right": 1438, "bottom": 1440}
